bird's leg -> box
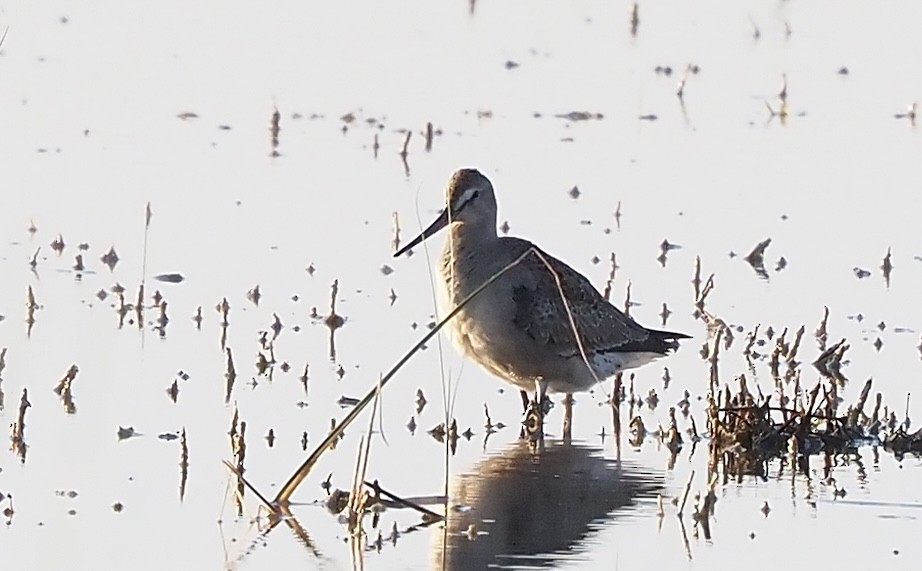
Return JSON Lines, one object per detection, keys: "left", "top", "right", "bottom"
{"left": 519, "top": 390, "right": 530, "bottom": 413}
{"left": 562, "top": 393, "right": 573, "bottom": 442}
{"left": 518, "top": 389, "right": 532, "bottom": 440}
{"left": 523, "top": 380, "right": 549, "bottom": 438}
{"left": 535, "top": 379, "right": 549, "bottom": 412}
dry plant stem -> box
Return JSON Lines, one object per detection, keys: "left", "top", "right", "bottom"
{"left": 179, "top": 427, "right": 189, "bottom": 501}
{"left": 139, "top": 203, "right": 152, "bottom": 324}
{"left": 424, "top": 121, "right": 434, "bottom": 151}
{"left": 11, "top": 388, "right": 31, "bottom": 460}
{"left": 54, "top": 364, "right": 79, "bottom": 395}
{"left": 678, "top": 469, "right": 695, "bottom": 516}
{"left": 221, "top": 460, "right": 275, "bottom": 510}
{"left": 708, "top": 329, "right": 722, "bottom": 394}
{"left": 602, "top": 253, "right": 616, "bottom": 300}
{"left": 847, "top": 378, "right": 873, "bottom": 428}
{"left": 224, "top": 348, "right": 237, "bottom": 403}
{"left": 694, "top": 271, "right": 715, "bottom": 315}
{"left": 363, "top": 480, "right": 443, "bottom": 521}
{"left": 274, "top": 248, "right": 535, "bottom": 506}
{"left": 348, "top": 435, "right": 366, "bottom": 518}
{"left": 270, "top": 107, "right": 281, "bottom": 153}
{"left": 678, "top": 515, "right": 692, "bottom": 561}
{"left": 391, "top": 212, "right": 401, "bottom": 251}
{"left": 350, "top": 388, "right": 380, "bottom": 517}
{"left": 17, "top": 388, "right": 30, "bottom": 427}
{"left": 691, "top": 256, "right": 702, "bottom": 300}
{"left": 787, "top": 325, "right": 805, "bottom": 363}
{"left": 375, "top": 376, "right": 389, "bottom": 446}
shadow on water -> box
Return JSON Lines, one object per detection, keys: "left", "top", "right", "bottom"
{"left": 433, "top": 438, "right": 661, "bottom": 569}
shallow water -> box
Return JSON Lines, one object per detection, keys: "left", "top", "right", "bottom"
{"left": 2, "top": 1, "right": 922, "bottom": 570}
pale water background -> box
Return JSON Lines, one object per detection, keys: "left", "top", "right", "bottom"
{"left": 1, "top": 1, "right": 921, "bottom": 570}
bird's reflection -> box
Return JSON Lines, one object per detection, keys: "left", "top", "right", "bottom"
{"left": 433, "top": 439, "right": 660, "bottom": 569}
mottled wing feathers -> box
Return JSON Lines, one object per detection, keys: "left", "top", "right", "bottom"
{"left": 509, "top": 242, "right": 675, "bottom": 357}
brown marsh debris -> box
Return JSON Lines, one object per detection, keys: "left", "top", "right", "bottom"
{"left": 423, "top": 121, "right": 434, "bottom": 152}
{"left": 707, "top": 366, "right": 881, "bottom": 482}
{"left": 399, "top": 131, "right": 412, "bottom": 176}
{"left": 324, "top": 280, "right": 345, "bottom": 330}
{"left": 117, "top": 426, "right": 137, "bottom": 440}
{"left": 224, "top": 348, "right": 237, "bottom": 403}
{"left": 885, "top": 424, "right": 922, "bottom": 456}
{"left": 29, "top": 247, "right": 40, "bottom": 271}
{"left": 50, "top": 234, "right": 65, "bottom": 253}
{"left": 134, "top": 284, "right": 144, "bottom": 329}
{"left": 179, "top": 427, "right": 189, "bottom": 501}
{"left": 324, "top": 280, "right": 345, "bottom": 360}
{"left": 247, "top": 285, "right": 261, "bottom": 306}
{"left": 765, "top": 74, "right": 790, "bottom": 123}
{"left": 658, "top": 238, "right": 680, "bottom": 267}
{"left": 53, "top": 364, "right": 79, "bottom": 414}
{"left": 815, "top": 306, "right": 829, "bottom": 350}
{"left": 744, "top": 238, "right": 771, "bottom": 279}
{"left": 167, "top": 380, "right": 179, "bottom": 403}
{"left": 229, "top": 412, "right": 247, "bottom": 514}
{"left": 155, "top": 300, "right": 169, "bottom": 337}
{"left": 101, "top": 246, "right": 119, "bottom": 270}
{"left": 555, "top": 111, "right": 604, "bottom": 122}
{"left": 269, "top": 106, "right": 281, "bottom": 158}
{"left": 154, "top": 273, "right": 184, "bottom": 283}
{"left": 26, "top": 285, "right": 39, "bottom": 337}
{"left": 391, "top": 212, "right": 401, "bottom": 252}
{"left": 270, "top": 313, "right": 283, "bottom": 339}
{"left": 881, "top": 247, "right": 893, "bottom": 287}
{"left": 299, "top": 362, "right": 310, "bottom": 395}
{"left": 10, "top": 388, "right": 31, "bottom": 463}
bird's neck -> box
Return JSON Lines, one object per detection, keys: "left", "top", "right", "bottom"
{"left": 448, "top": 219, "right": 497, "bottom": 247}
{"left": 440, "top": 221, "right": 498, "bottom": 303}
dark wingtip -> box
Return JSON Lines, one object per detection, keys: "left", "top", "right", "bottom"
{"left": 653, "top": 329, "right": 692, "bottom": 341}
{"left": 656, "top": 330, "right": 692, "bottom": 352}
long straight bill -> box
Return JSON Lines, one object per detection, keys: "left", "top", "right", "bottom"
{"left": 394, "top": 208, "right": 450, "bottom": 257}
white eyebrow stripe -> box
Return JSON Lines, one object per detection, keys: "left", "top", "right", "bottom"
{"left": 454, "top": 187, "right": 480, "bottom": 210}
